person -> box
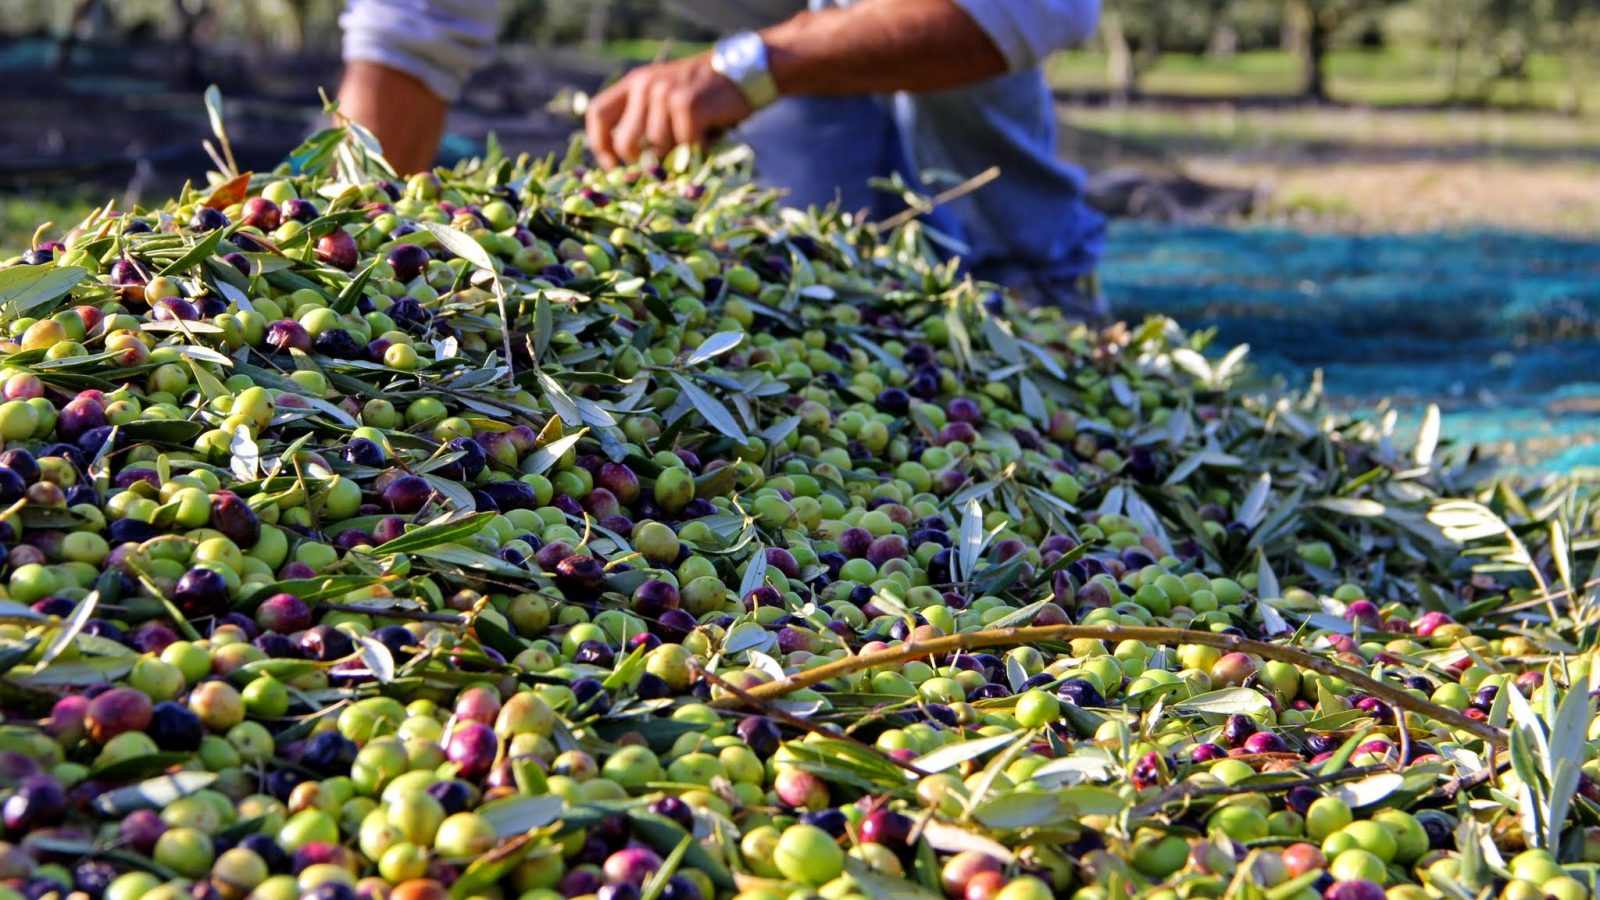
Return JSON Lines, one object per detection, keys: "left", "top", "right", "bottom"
{"left": 337, "top": 0, "right": 1109, "bottom": 319}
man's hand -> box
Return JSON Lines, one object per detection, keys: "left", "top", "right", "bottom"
{"left": 585, "top": 53, "right": 754, "bottom": 168}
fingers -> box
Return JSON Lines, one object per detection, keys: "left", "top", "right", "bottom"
{"left": 585, "top": 57, "right": 744, "bottom": 167}
{"left": 609, "top": 78, "right": 652, "bottom": 165}
{"left": 669, "top": 91, "right": 699, "bottom": 150}
{"left": 644, "top": 81, "right": 675, "bottom": 159}
{"left": 584, "top": 79, "right": 629, "bottom": 169}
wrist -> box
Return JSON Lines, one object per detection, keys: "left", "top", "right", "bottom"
{"left": 710, "top": 31, "right": 779, "bottom": 110}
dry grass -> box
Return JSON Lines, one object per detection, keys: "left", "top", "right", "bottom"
{"left": 1196, "top": 158, "right": 1600, "bottom": 232}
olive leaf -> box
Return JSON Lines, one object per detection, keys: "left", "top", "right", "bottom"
{"left": 373, "top": 511, "right": 497, "bottom": 556}
{"left": 93, "top": 771, "right": 218, "bottom": 816}
{"left": 684, "top": 330, "right": 744, "bottom": 366}
{"left": 37, "top": 589, "right": 99, "bottom": 670}
{"left": 0, "top": 265, "right": 88, "bottom": 319}
{"left": 671, "top": 373, "right": 747, "bottom": 443}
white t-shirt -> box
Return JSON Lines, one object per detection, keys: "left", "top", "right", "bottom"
{"left": 340, "top": 0, "right": 1101, "bottom": 101}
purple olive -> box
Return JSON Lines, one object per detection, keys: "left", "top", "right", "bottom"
{"left": 147, "top": 701, "right": 204, "bottom": 751}
{"left": 2, "top": 775, "right": 67, "bottom": 834}
{"left": 211, "top": 491, "right": 262, "bottom": 547}
{"left": 838, "top": 527, "right": 873, "bottom": 559}
{"left": 189, "top": 207, "right": 229, "bottom": 232}
{"left": 865, "top": 535, "right": 908, "bottom": 567}
{"left": 255, "top": 593, "right": 311, "bottom": 633}
{"left": 387, "top": 243, "right": 431, "bottom": 283}
{"left": 152, "top": 296, "right": 199, "bottom": 321}
{"left": 174, "top": 567, "right": 230, "bottom": 617}
{"left": 477, "top": 480, "right": 534, "bottom": 511}
{"left": 630, "top": 580, "right": 680, "bottom": 618}
{"left": 603, "top": 847, "right": 662, "bottom": 887}
{"left": 380, "top": 475, "right": 433, "bottom": 513}
{"left": 299, "top": 625, "right": 353, "bottom": 662}
{"left": 316, "top": 230, "right": 359, "bottom": 271}
{"left": 313, "top": 328, "right": 364, "bottom": 359}
{"left": 946, "top": 396, "right": 983, "bottom": 424}
{"left": 445, "top": 721, "right": 499, "bottom": 780}
{"left": 265, "top": 320, "right": 312, "bottom": 353}
{"left": 596, "top": 462, "right": 640, "bottom": 505}
{"left": 554, "top": 555, "right": 606, "bottom": 600}
{"left": 281, "top": 198, "right": 318, "bottom": 223}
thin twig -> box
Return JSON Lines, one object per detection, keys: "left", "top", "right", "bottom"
{"left": 694, "top": 664, "right": 929, "bottom": 778}
{"left": 320, "top": 602, "right": 465, "bottom": 624}
{"left": 1130, "top": 764, "right": 1386, "bottom": 819}
{"left": 711, "top": 624, "right": 1508, "bottom": 746}
{"left": 868, "top": 166, "right": 1001, "bottom": 236}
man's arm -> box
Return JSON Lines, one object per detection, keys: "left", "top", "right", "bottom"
{"left": 586, "top": 0, "right": 1097, "bottom": 167}
{"left": 336, "top": 0, "right": 502, "bottom": 174}
{"left": 337, "top": 62, "right": 451, "bottom": 176}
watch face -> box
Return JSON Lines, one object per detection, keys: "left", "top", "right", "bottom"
{"left": 725, "top": 34, "right": 760, "bottom": 69}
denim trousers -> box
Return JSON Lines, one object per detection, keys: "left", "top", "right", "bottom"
{"left": 733, "top": 67, "right": 1109, "bottom": 320}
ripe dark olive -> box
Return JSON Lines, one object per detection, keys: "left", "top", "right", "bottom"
{"left": 381, "top": 475, "right": 433, "bottom": 513}
{"left": 595, "top": 462, "right": 640, "bottom": 504}
{"left": 85, "top": 687, "right": 154, "bottom": 743}
{"left": 387, "top": 297, "right": 431, "bottom": 329}
{"left": 299, "top": 731, "right": 358, "bottom": 775}
{"left": 1323, "top": 882, "right": 1385, "bottom": 900}
{"left": 117, "top": 809, "right": 166, "bottom": 855}
{"left": 316, "top": 229, "right": 360, "bottom": 271}
{"left": 859, "top": 809, "right": 914, "bottom": 852}
{"left": 174, "top": 567, "right": 230, "bottom": 617}
{"left": 255, "top": 593, "right": 312, "bottom": 633}
{"left": 838, "top": 527, "right": 873, "bottom": 559}
{"left": 265, "top": 320, "right": 312, "bottom": 354}
{"left": 865, "top": 535, "right": 908, "bottom": 566}
{"left": 313, "top": 328, "right": 364, "bottom": 359}
{"left": 875, "top": 388, "right": 910, "bottom": 414}
{"left": 654, "top": 608, "right": 697, "bottom": 643}
{"left": 1222, "top": 714, "right": 1257, "bottom": 747}
{"left": 571, "top": 677, "right": 611, "bottom": 717}
{"left": 147, "top": 701, "right": 204, "bottom": 751}
{"left": 56, "top": 397, "right": 107, "bottom": 444}
{"left": 572, "top": 640, "right": 615, "bottom": 668}
{"left": 387, "top": 243, "right": 431, "bottom": 283}
{"left": 630, "top": 579, "right": 680, "bottom": 617}
{"left": 736, "top": 716, "right": 782, "bottom": 756}
{"left": 1242, "top": 731, "right": 1286, "bottom": 754}
{"left": 553, "top": 555, "right": 606, "bottom": 600}
{"left": 3, "top": 776, "right": 67, "bottom": 834}
{"left": 476, "top": 480, "right": 534, "bottom": 512}
{"left": 240, "top": 197, "right": 282, "bottom": 231}
{"left": 445, "top": 721, "right": 498, "bottom": 780}
{"left": 447, "top": 437, "right": 487, "bottom": 479}
{"left": 300, "top": 625, "right": 353, "bottom": 662}
{"left": 426, "top": 779, "right": 475, "bottom": 816}
{"left": 189, "top": 207, "right": 229, "bottom": 232}
{"left": 1057, "top": 678, "right": 1105, "bottom": 708}
{"left": 370, "top": 625, "right": 415, "bottom": 661}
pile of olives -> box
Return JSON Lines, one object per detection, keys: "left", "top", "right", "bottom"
{"left": 0, "top": 122, "right": 1594, "bottom": 900}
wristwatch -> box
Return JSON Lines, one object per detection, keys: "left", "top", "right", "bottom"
{"left": 710, "top": 31, "right": 779, "bottom": 111}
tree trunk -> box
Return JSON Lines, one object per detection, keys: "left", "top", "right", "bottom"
{"left": 584, "top": 0, "right": 613, "bottom": 48}
{"left": 1295, "top": 1, "right": 1330, "bottom": 102}
{"left": 1281, "top": 0, "right": 1309, "bottom": 52}
{"left": 51, "top": 0, "right": 102, "bottom": 73}
{"left": 1103, "top": 9, "right": 1136, "bottom": 104}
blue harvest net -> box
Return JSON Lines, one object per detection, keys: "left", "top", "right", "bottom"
{"left": 1100, "top": 224, "right": 1600, "bottom": 476}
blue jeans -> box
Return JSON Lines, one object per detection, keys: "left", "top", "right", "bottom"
{"left": 734, "top": 68, "right": 1108, "bottom": 318}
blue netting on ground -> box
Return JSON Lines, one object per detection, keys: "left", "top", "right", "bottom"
{"left": 1101, "top": 225, "right": 1600, "bottom": 475}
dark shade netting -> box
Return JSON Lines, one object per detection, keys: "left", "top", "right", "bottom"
{"left": 1102, "top": 224, "right": 1600, "bottom": 474}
